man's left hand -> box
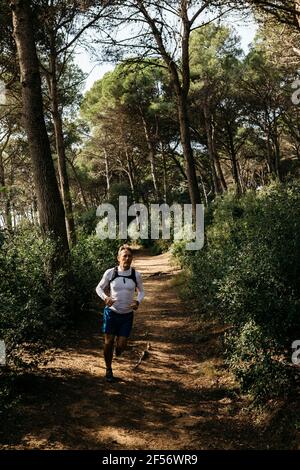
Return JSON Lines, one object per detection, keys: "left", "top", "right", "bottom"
{"left": 130, "top": 300, "right": 139, "bottom": 310}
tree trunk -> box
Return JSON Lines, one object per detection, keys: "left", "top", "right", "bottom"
{"left": 199, "top": 171, "right": 208, "bottom": 206}
{"left": 178, "top": 13, "right": 201, "bottom": 214}
{"left": 140, "top": 110, "right": 159, "bottom": 199}
{"left": 203, "top": 104, "right": 222, "bottom": 195}
{"left": 49, "top": 51, "right": 76, "bottom": 247}
{"left": 296, "top": 0, "right": 300, "bottom": 28}
{"left": 226, "top": 123, "right": 243, "bottom": 195}
{"left": 273, "top": 115, "right": 282, "bottom": 181}
{"left": 214, "top": 154, "right": 227, "bottom": 193}
{"left": 67, "top": 157, "right": 89, "bottom": 210}
{"left": 177, "top": 90, "right": 201, "bottom": 213}
{"left": 168, "top": 146, "right": 187, "bottom": 180}
{"left": 136, "top": 1, "right": 201, "bottom": 214}
{"left": 0, "top": 160, "right": 12, "bottom": 230}
{"left": 11, "top": 0, "right": 69, "bottom": 255}
{"left": 0, "top": 134, "right": 12, "bottom": 230}
{"left": 103, "top": 147, "right": 111, "bottom": 199}
{"left": 266, "top": 130, "right": 275, "bottom": 175}
{"left": 124, "top": 146, "right": 136, "bottom": 202}
{"left": 160, "top": 141, "right": 168, "bottom": 203}
{"left": 211, "top": 120, "right": 227, "bottom": 192}
{"left": 237, "top": 161, "right": 245, "bottom": 193}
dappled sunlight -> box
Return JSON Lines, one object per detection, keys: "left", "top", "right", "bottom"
{"left": 0, "top": 251, "right": 281, "bottom": 450}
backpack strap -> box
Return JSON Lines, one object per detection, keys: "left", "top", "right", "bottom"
{"left": 108, "top": 266, "right": 119, "bottom": 287}
{"left": 108, "top": 266, "right": 137, "bottom": 287}
{"left": 130, "top": 268, "right": 137, "bottom": 287}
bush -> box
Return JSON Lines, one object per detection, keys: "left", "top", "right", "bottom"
{"left": 71, "top": 234, "right": 119, "bottom": 311}
{"left": 0, "top": 222, "right": 126, "bottom": 413}
{"left": 0, "top": 226, "right": 74, "bottom": 369}
{"left": 0, "top": 226, "right": 120, "bottom": 372}
{"left": 75, "top": 208, "right": 98, "bottom": 235}
{"left": 172, "top": 181, "right": 300, "bottom": 400}
{"left": 225, "top": 321, "right": 292, "bottom": 401}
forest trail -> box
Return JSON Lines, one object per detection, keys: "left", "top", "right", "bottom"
{"left": 1, "top": 251, "right": 277, "bottom": 450}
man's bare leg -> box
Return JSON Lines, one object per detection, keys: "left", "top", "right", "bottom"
{"left": 115, "top": 336, "right": 128, "bottom": 357}
{"left": 104, "top": 334, "right": 115, "bottom": 370}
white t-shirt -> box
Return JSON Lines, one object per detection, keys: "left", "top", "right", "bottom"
{"left": 96, "top": 267, "right": 145, "bottom": 314}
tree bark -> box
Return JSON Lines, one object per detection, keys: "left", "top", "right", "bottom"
{"left": 272, "top": 114, "right": 282, "bottom": 181}
{"left": 296, "top": 0, "right": 300, "bottom": 28}
{"left": 203, "top": 103, "right": 223, "bottom": 195}
{"left": 11, "top": 0, "right": 69, "bottom": 254}
{"left": 0, "top": 132, "right": 12, "bottom": 230}
{"left": 199, "top": 171, "right": 208, "bottom": 206}
{"left": 211, "top": 119, "right": 227, "bottom": 192}
{"left": 0, "top": 159, "right": 12, "bottom": 230}
{"left": 67, "top": 157, "right": 89, "bottom": 210}
{"left": 49, "top": 49, "right": 76, "bottom": 247}
{"left": 124, "top": 146, "right": 136, "bottom": 202}
{"left": 178, "top": 10, "right": 202, "bottom": 213}
{"left": 226, "top": 122, "right": 243, "bottom": 195}
{"left": 168, "top": 146, "right": 187, "bottom": 180}
{"left": 136, "top": 0, "right": 201, "bottom": 215}
{"left": 140, "top": 110, "right": 159, "bottom": 199}
{"left": 103, "top": 147, "right": 111, "bottom": 199}
{"left": 177, "top": 90, "right": 201, "bottom": 212}
{"left": 160, "top": 140, "right": 168, "bottom": 203}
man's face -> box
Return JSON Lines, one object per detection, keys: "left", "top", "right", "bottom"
{"left": 118, "top": 249, "right": 133, "bottom": 270}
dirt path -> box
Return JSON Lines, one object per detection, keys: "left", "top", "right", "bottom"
{"left": 0, "top": 251, "right": 294, "bottom": 450}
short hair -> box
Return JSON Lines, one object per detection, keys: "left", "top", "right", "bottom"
{"left": 118, "top": 244, "right": 133, "bottom": 256}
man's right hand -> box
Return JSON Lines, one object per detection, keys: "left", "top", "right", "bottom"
{"left": 105, "top": 297, "right": 116, "bottom": 307}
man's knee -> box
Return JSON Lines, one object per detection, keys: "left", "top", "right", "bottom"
{"left": 104, "top": 334, "right": 115, "bottom": 346}
{"left": 116, "top": 336, "right": 128, "bottom": 352}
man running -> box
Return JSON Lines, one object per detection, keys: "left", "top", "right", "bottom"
{"left": 96, "top": 244, "right": 145, "bottom": 382}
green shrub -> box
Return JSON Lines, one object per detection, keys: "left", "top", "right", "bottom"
{"left": 76, "top": 208, "right": 97, "bottom": 235}
{"left": 0, "top": 226, "right": 73, "bottom": 369}
{"left": 0, "top": 226, "right": 120, "bottom": 372}
{"left": 149, "top": 239, "right": 172, "bottom": 255}
{"left": 225, "top": 321, "right": 292, "bottom": 401}
{"left": 172, "top": 181, "right": 300, "bottom": 400}
{"left": 71, "top": 235, "right": 119, "bottom": 311}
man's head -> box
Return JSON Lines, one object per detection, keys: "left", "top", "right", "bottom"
{"left": 117, "top": 244, "right": 133, "bottom": 270}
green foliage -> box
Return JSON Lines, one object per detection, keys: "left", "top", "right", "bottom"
{"left": 71, "top": 234, "right": 119, "bottom": 312}
{"left": 172, "top": 181, "right": 300, "bottom": 400}
{"left": 149, "top": 239, "right": 172, "bottom": 255}
{"left": 224, "top": 321, "right": 292, "bottom": 401}
{"left": 79, "top": 59, "right": 180, "bottom": 205}
{"left": 76, "top": 208, "right": 98, "bottom": 235}
{"left": 0, "top": 374, "right": 19, "bottom": 413}
{"left": 0, "top": 226, "right": 73, "bottom": 369}
{"left": 190, "top": 23, "right": 242, "bottom": 83}
{"left": 108, "top": 182, "right": 135, "bottom": 210}
{"left": 0, "top": 226, "right": 120, "bottom": 375}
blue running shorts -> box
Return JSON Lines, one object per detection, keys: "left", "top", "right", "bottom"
{"left": 102, "top": 306, "right": 134, "bottom": 337}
